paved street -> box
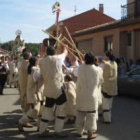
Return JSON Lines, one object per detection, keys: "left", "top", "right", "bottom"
{"left": 0, "top": 87, "right": 140, "bottom": 140}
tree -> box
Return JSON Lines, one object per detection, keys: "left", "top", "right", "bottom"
{"left": 1, "top": 42, "right": 40, "bottom": 56}
{"left": 25, "top": 43, "right": 39, "bottom": 56}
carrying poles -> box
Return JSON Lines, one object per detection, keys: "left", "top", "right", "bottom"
{"left": 42, "top": 30, "right": 81, "bottom": 61}
{"left": 64, "top": 26, "right": 84, "bottom": 61}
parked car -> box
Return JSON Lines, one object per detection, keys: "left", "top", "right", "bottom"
{"left": 118, "top": 67, "right": 140, "bottom": 97}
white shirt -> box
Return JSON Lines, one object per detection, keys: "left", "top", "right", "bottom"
{"left": 65, "top": 60, "right": 79, "bottom": 77}
{"left": 56, "top": 53, "right": 66, "bottom": 73}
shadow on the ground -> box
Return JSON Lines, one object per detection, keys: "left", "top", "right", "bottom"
{"left": 0, "top": 97, "right": 140, "bottom": 140}
{"left": 0, "top": 108, "right": 125, "bottom": 140}
{"left": 0, "top": 111, "right": 81, "bottom": 140}
{"left": 3, "top": 109, "right": 22, "bottom": 115}
{"left": 13, "top": 98, "right": 21, "bottom": 105}
{"left": 3, "top": 93, "right": 19, "bottom": 96}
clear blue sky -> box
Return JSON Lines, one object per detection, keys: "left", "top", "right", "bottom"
{"left": 0, "top": 0, "right": 126, "bottom": 43}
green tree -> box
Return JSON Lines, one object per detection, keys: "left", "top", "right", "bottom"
{"left": 1, "top": 42, "right": 40, "bottom": 56}
{"left": 25, "top": 43, "right": 40, "bottom": 56}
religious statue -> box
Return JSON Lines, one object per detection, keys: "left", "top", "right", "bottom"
{"left": 11, "top": 30, "right": 25, "bottom": 56}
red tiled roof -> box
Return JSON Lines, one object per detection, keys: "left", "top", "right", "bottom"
{"left": 46, "top": 8, "right": 116, "bottom": 37}
{"left": 73, "top": 20, "right": 121, "bottom": 36}
{"left": 60, "top": 8, "right": 115, "bottom": 33}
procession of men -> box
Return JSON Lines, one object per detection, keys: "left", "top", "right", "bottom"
{"left": 0, "top": 34, "right": 119, "bottom": 140}
{"left": 0, "top": 19, "right": 119, "bottom": 139}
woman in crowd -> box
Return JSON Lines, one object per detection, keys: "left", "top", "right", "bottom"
{"left": 102, "top": 51, "right": 118, "bottom": 123}
{"left": 63, "top": 75, "right": 76, "bottom": 124}
{"left": 94, "top": 56, "right": 104, "bottom": 120}
{"left": 18, "top": 57, "right": 44, "bottom": 132}
{"left": 0, "top": 56, "right": 9, "bottom": 95}
{"left": 118, "top": 57, "right": 126, "bottom": 76}
{"left": 8, "top": 56, "right": 18, "bottom": 88}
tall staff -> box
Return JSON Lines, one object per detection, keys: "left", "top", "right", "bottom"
{"left": 64, "top": 27, "right": 84, "bottom": 61}
{"left": 42, "top": 30, "right": 81, "bottom": 62}
{"left": 52, "top": 2, "right": 61, "bottom": 38}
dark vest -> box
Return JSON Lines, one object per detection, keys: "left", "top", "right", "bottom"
{"left": 0, "top": 65, "right": 7, "bottom": 73}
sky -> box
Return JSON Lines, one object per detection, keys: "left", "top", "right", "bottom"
{"left": 0, "top": 0, "right": 126, "bottom": 43}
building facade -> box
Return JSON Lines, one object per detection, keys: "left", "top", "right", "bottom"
{"left": 40, "top": 4, "right": 115, "bottom": 55}
{"left": 73, "top": 21, "right": 120, "bottom": 57}
{"left": 120, "top": 0, "right": 140, "bottom": 59}
{"left": 73, "top": 0, "right": 140, "bottom": 60}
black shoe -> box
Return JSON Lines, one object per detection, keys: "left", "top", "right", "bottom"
{"left": 17, "top": 122, "right": 24, "bottom": 132}
{"left": 102, "top": 121, "right": 111, "bottom": 124}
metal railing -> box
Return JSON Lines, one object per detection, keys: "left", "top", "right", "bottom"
{"left": 121, "top": 0, "right": 140, "bottom": 20}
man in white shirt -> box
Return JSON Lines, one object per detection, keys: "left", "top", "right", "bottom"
{"left": 63, "top": 56, "right": 79, "bottom": 82}
{"left": 39, "top": 45, "right": 68, "bottom": 138}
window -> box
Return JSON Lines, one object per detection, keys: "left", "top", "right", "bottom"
{"left": 136, "top": 0, "right": 140, "bottom": 17}
{"left": 104, "top": 36, "right": 113, "bottom": 52}
{"left": 127, "top": 32, "right": 132, "bottom": 46}
{"left": 77, "top": 39, "right": 93, "bottom": 53}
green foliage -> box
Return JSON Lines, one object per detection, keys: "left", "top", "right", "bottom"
{"left": 1, "top": 41, "right": 40, "bottom": 56}
{"left": 25, "top": 43, "right": 39, "bottom": 56}
{"left": 1, "top": 40, "right": 14, "bottom": 51}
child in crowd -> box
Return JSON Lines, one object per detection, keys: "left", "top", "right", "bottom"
{"left": 63, "top": 75, "right": 76, "bottom": 124}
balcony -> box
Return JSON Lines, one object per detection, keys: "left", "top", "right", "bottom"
{"left": 121, "top": 0, "right": 140, "bottom": 20}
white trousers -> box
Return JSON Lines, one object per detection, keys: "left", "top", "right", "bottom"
{"left": 102, "top": 96, "right": 113, "bottom": 122}
{"left": 76, "top": 110, "right": 97, "bottom": 135}
{"left": 19, "top": 102, "right": 41, "bottom": 127}
{"left": 39, "top": 103, "right": 66, "bottom": 134}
